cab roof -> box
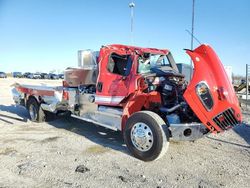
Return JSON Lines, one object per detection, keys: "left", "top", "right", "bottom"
{"left": 104, "top": 44, "right": 169, "bottom": 55}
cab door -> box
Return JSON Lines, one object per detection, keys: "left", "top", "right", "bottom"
{"left": 96, "top": 48, "right": 133, "bottom": 106}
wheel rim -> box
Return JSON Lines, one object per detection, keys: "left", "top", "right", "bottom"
{"left": 131, "top": 122, "right": 154, "bottom": 152}
{"left": 29, "top": 104, "right": 37, "bottom": 121}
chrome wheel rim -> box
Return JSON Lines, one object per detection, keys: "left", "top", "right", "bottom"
{"left": 29, "top": 104, "right": 37, "bottom": 121}
{"left": 131, "top": 122, "right": 153, "bottom": 152}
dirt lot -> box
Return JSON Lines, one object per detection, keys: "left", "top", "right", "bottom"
{"left": 0, "top": 78, "right": 249, "bottom": 188}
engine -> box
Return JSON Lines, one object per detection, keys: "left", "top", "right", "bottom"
{"left": 146, "top": 74, "right": 200, "bottom": 124}
{"left": 160, "top": 78, "right": 181, "bottom": 107}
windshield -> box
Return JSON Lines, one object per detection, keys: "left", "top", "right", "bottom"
{"left": 138, "top": 54, "right": 171, "bottom": 74}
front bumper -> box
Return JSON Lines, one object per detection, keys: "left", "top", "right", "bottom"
{"left": 169, "top": 123, "right": 207, "bottom": 141}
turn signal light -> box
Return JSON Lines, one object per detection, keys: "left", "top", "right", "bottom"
{"left": 217, "top": 87, "right": 227, "bottom": 100}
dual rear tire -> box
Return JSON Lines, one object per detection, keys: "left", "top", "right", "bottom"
{"left": 27, "top": 97, "right": 46, "bottom": 122}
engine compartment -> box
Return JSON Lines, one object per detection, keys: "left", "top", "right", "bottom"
{"left": 143, "top": 68, "right": 201, "bottom": 125}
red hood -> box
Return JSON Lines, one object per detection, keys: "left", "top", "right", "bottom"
{"left": 184, "top": 44, "right": 242, "bottom": 132}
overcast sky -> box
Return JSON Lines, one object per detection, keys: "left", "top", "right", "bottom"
{"left": 0, "top": 0, "right": 249, "bottom": 75}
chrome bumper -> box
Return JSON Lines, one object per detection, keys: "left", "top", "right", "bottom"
{"left": 169, "top": 123, "right": 207, "bottom": 141}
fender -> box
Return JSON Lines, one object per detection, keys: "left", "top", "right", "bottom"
{"left": 121, "top": 91, "right": 161, "bottom": 130}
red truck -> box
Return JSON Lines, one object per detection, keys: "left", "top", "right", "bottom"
{"left": 12, "top": 44, "right": 242, "bottom": 161}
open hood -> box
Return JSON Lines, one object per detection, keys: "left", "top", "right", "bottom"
{"left": 184, "top": 44, "right": 242, "bottom": 132}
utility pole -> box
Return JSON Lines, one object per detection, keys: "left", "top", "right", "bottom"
{"left": 189, "top": 0, "right": 195, "bottom": 82}
{"left": 129, "top": 1, "right": 135, "bottom": 44}
{"left": 191, "top": 0, "right": 195, "bottom": 50}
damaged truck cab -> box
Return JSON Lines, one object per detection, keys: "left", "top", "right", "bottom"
{"left": 12, "top": 44, "right": 242, "bottom": 161}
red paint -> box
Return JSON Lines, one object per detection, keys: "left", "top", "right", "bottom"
{"left": 16, "top": 86, "right": 54, "bottom": 97}
{"left": 96, "top": 44, "right": 169, "bottom": 106}
{"left": 184, "top": 44, "right": 242, "bottom": 132}
{"left": 121, "top": 91, "right": 162, "bottom": 130}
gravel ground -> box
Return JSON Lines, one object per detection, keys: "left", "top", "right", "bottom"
{"left": 0, "top": 78, "right": 249, "bottom": 188}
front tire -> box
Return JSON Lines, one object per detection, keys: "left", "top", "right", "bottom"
{"left": 27, "top": 97, "right": 45, "bottom": 122}
{"left": 123, "top": 111, "right": 169, "bottom": 161}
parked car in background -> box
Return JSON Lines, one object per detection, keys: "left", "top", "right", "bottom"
{"left": 48, "top": 73, "right": 59, "bottom": 79}
{"left": 23, "top": 72, "right": 32, "bottom": 78}
{"left": 12, "top": 72, "right": 22, "bottom": 78}
{"left": 0, "top": 72, "right": 7, "bottom": 78}
{"left": 40, "top": 73, "right": 49, "bottom": 79}
{"left": 58, "top": 74, "right": 64, "bottom": 79}
{"left": 33, "top": 73, "right": 42, "bottom": 79}
{"left": 27, "top": 73, "right": 34, "bottom": 79}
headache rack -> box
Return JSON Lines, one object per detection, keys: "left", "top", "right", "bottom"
{"left": 213, "top": 108, "right": 240, "bottom": 130}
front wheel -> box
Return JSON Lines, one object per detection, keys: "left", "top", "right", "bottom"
{"left": 123, "top": 111, "right": 170, "bottom": 161}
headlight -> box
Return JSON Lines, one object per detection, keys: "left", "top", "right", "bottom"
{"left": 196, "top": 81, "right": 214, "bottom": 111}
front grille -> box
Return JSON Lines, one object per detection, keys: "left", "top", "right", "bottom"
{"left": 213, "top": 108, "right": 239, "bottom": 130}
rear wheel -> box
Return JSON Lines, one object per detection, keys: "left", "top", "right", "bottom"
{"left": 123, "top": 111, "right": 169, "bottom": 161}
{"left": 27, "top": 97, "right": 45, "bottom": 122}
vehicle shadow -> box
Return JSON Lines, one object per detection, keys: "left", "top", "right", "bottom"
{"left": 206, "top": 124, "right": 250, "bottom": 148}
{"left": 0, "top": 105, "right": 28, "bottom": 123}
{"left": 47, "top": 116, "right": 128, "bottom": 155}
{"left": 3, "top": 104, "right": 249, "bottom": 156}
{"left": 233, "top": 110, "right": 250, "bottom": 145}
{"left": 233, "top": 123, "right": 250, "bottom": 145}
{"left": 0, "top": 104, "right": 128, "bottom": 156}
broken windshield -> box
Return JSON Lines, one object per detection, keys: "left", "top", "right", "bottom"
{"left": 138, "top": 54, "right": 171, "bottom": 74}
